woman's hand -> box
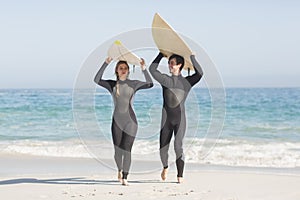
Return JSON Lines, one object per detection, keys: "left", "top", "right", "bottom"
{"left": 105, "top": 57, "right": 113, "bottom": 64}
{"left": 140, "top": 58, "right": 146, "bottom": 70}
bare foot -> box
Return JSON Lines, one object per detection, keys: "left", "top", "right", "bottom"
{"left": 118, "top": 171, "right": 122, "bottom": 183}
{"left": 161, "top": 168, "right": 168, "bottom": 181}
{"left": 177, "top": 177, "right": 184, "bottom": 184}
{"left": 122, "top": 179, "right": 129, "bottom": 186}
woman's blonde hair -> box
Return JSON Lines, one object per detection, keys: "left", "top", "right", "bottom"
{"left": 115, "top": 60, "right": 129, "bottom": 97}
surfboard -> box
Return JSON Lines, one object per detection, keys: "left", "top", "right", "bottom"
{"left": 107, "top": 40, "right": 141, "bottom": 66}
{"left": 152, "top": 13, "right": 194, "bottom": 71}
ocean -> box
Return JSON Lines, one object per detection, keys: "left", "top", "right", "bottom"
{"left": 0, "top": 88, "right": 299, "bottom": 168}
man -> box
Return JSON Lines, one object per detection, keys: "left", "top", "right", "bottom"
{"left": 149, "top": 52, "right": 203, "bottom": 183}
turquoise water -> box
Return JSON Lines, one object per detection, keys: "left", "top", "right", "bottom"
{"left": 0, "top": 88, "right": 300, "bottom": 167}
{"left": 224, "top": 88, "right": 300, "bottom": 141}
{"left": 1, "top": 88, "right": 299, "bottom": 141}
{"left": 0, "top": 89, "right": 74, "bottom": 141}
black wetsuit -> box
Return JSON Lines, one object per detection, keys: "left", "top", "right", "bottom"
{"left": 149, "top": 53, "right": 203, "bottom": 177}
{"left": 94, "top": 62, "right": 153, "bottom": 179}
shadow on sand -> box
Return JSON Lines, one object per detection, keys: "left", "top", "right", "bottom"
{"left": 0, "top": 177, "right": 176, "bottom": 185}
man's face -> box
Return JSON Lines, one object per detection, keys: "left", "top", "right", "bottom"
{"left": 168, "top": 58, "right": 181, "bottom": 74}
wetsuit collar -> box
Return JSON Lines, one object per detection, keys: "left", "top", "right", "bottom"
{"left": 172, "top": 74, "right": 182, "bottom": 78}
{"left": 118, "top": 78, "right": 127, "bottom": 82}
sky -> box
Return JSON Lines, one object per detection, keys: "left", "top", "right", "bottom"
{"left": 0, "top": 0, "right": 300, "bottom": 88}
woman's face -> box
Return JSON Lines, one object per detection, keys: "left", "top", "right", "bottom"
{"left": 117, "top": 63, "right": 129, "bottom": 79}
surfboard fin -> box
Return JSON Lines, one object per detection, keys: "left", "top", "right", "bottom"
{"left": 114, "top": 40, "right": 122, "bottom": 45}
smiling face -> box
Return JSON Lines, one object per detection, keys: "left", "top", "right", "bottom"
{"left": 168, "top": 58, "right": 181, "bottom": 74}
{"left": 115, "top": 61, "right": 129, "bottom": 80}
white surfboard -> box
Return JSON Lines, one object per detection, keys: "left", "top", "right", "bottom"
{"left": 107, "top": 40, "right": 141, "bottom": 66}
{"left": 152, "top": 13, "right": 194, "bottom": 71}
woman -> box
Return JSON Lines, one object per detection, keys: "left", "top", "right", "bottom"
{"left": 94, "top": 57, "right": 153, "bottom": 186}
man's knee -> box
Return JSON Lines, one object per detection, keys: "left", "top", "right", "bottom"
{"left": 174, "top": 141, "right": 183, "bottom": 156}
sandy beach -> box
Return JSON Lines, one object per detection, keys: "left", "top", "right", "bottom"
{"left": 1, "top": 154, "right": 299, "bottom": 200}
{"left": 2, "top": 0, "right": 300, "bottom": 199}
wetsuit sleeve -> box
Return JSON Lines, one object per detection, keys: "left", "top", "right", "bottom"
{"left": 94, "top": 62, "right": 115, "bottom": 93}
{"left": 186, "top": 55, "right": 204, "bottom": 87}
{"left": 134, "top": 69, "right": 154, "bottom": 91}
{"left": 149, "top": 52, "right": 173, "bottom": 87}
